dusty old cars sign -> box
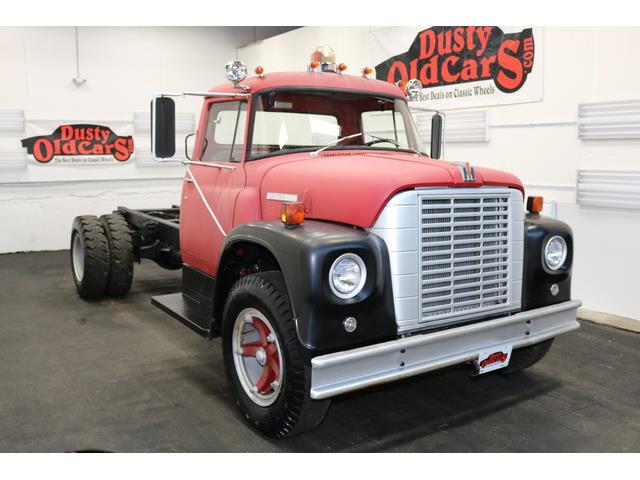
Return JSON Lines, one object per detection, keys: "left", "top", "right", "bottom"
{"left": 375, "top": 26, "right": 543, "bottom": 108}
{"left": 21, "top": 124, "right": 134, "bottom": 164}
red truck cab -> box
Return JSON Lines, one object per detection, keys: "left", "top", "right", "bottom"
{"left": 70, "top": 51, "right": 581, "bottom": 438}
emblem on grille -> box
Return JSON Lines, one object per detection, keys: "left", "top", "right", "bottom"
{"left": 458, "top": 162, "right": 476, "bottom": 182}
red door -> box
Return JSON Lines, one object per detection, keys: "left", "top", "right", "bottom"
{"left": 180, "top": 99, "right": 248, "bottom": 276}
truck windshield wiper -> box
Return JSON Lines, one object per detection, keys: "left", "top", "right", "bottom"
{"left": 365, "top": 135, "right": 423, "bottom": 156}
{"left": 310, "top": 133, "right": 363, "bottom": 157}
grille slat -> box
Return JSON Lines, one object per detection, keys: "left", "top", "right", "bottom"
{"left": 419, "top": 191, "right": 512, "bottom": 324}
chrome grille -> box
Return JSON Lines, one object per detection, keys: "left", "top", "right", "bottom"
{"left": 419, "top": 192, "right": 511, "bottom": 323}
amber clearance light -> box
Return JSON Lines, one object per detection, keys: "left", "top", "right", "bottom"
{"left": 281, "top": 202, "right": 305, "bottom": 226}
{"left": 527, "top": 196, "right": 544, "bottom": 213}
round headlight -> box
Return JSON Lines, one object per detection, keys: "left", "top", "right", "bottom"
{"left": 544, "top": 235, "right": 568, "bottom": 271}
{"left": 405, "top": 78, "right": 423, "bottom": 99}
{"left": 329, "top": 253, "right": 367, "bottom": 299}
{"left": 225, "top": 60, "right": 247, "bottom": 83}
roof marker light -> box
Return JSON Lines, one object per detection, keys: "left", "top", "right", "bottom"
{"left": 255, "top": 66, "right": 264, "bottom": 77}
{"left": 337, "top": 63, "right": 348, "bottom": 73}
{"left": 362, "top": 66, "right": 373, "bottom": 77}
{"left": 309, "top": 46, "right": 337, "bottom": 72}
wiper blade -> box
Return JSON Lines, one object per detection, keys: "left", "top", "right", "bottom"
{"left": 310, "top": 132, "right": 363, "bottom": 157}
{"left": 367, "top": 135, "right": 423, "bottom": 156}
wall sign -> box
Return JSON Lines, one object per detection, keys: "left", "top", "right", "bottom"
{"left": 375, "top": 26, "right": 543, "bottom": 109}
{"left": 21, "top": 124, "right": 134, "bottom": 164}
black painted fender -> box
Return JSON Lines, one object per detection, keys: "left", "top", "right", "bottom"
{"left": 219, "top": 220, "right": 397, "bottom": 353}
{"left": 523, "top": 213, "right": 573, "bottom": 310}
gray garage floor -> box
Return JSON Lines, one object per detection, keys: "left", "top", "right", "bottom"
{"left": 0, "top": 250, "right": 638, "bottom": 452}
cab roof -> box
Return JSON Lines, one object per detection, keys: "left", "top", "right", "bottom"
{"left": 209, "top": 71, "right": 406, "bottom": 98}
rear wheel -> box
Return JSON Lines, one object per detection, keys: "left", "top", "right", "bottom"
{"left": 70, "top": 216, "right": 110, "bottom": 300}
{"left": 503, "top": 339, "right": 554, "bottom": 374}
{"left": 222, "top": 272, "right": 330, "bottom": 438}
{"left": 100, "top": 213, "right": 134, "bottom": 297}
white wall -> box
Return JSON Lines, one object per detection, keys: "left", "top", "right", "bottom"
{"left": 238, "top": 27, "right": 640, "bottom": 320}
{"left": 0, "top": 27, "right": 274, "bottom": 252}
{"left": 0, "top": 26, "right": 282, "bottom": 252}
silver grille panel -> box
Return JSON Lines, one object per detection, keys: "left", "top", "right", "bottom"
{"left": 370, "top": 187, "right": 523, "bottom": 333}
{"left": 420, "top": 192, "right": 511, "bottom": 322}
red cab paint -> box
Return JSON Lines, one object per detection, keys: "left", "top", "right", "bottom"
{"left": 179, "top": 70, "right": 524, "bottom": 275}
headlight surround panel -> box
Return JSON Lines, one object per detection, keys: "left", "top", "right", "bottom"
{"left": 523, "top": 214, "right": 573, "bottom": 310}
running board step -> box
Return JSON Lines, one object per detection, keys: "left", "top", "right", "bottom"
{"left": 151, "top": 292, "right": 211, "bottom": 337}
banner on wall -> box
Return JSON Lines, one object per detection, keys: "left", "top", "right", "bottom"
{"left": 375, "top": 26, "right": 543, "bottom": 109}
{"left": 21, "top": 124, "right": 134, "bottom": 165}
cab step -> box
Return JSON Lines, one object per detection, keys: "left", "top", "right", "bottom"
{"left": 151, "top": 292, "right": 211, "bottom": 337}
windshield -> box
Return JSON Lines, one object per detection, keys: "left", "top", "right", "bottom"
{"left": 249, "top": 90, "right": 424, "bottom": 159}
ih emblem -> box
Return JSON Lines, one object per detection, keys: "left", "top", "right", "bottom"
{"left": 459, "top": 162, "right": 476, "bottom": 182}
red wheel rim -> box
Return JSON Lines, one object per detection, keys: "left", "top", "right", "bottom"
{"left": 232, "top": 308, "right": 283, "bottom": 406}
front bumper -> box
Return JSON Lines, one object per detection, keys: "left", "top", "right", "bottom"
{"left": 310, "top": 299, "right": 581, "bottom": 400}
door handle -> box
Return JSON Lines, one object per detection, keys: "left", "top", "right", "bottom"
{"left": 184, "top": 177, "right": 194, "bottom": 184}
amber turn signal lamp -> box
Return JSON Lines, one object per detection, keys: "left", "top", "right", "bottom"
{"left": 255, "top": 65, "right": 264, "bottom": 76}
{"left": 527, "top": 196, "right": 544, "bottom": 213}
{"left": 281, "top": 202, "right": 305, "bottom": 226}
{"left": 396, "top": 80, "right": 407, "bottom": 88}
{"left": 338, "top": 63, "right": 348, "bottom": 72}
{"left": 362, "top": 66, "right": 373, "bottom": 77}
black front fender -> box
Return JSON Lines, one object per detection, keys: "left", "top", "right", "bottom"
{"left": 522, "top": 213, "right": 574, "bottom": 310}
{"left": 220, "top": 220, "right": 397, "bottom": 353}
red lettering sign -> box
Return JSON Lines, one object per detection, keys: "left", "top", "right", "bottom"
{"left": 21, "top": 124, "right": 134, "bottom": 164}
{"left": 375, "top": 26, "right": 535, "bottom": 94}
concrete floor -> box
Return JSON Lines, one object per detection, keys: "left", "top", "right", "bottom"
{"left": 0, "top": 250, "right": 638, "bottom": 452}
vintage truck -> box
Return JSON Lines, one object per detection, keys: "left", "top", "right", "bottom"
{"left": 70, "top": 49, "right": 581, "bottom": 438}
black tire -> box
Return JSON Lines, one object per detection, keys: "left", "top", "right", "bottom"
{"left": 503, "top": 339, "right": 554, "bottom": 374}
{"left": 100, "top": 213, "right": 134, "bottom": 297}
{"left": 70, "top": 215, "right": 110, "bottom": 300}
{"left": 222, "top": 272, "right": 330, "bottom": 438}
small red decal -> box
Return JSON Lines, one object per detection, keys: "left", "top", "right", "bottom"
{"left": 479, "top": 351, "right": 509, "bottom": 369}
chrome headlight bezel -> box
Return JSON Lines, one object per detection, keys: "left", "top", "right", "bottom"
{"left": 543, "top": 235, "right": 568, "bottom": 271}
{"left": 329, "top": 253, "right": 367, "bottom": 299}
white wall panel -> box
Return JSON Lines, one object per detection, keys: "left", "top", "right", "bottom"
{"left": 578, "top": 100, "right": 640, "bottom": 140}
{"left": 414, "top": 109, "right": 490, "bottom": 143}
{"left": 577, "top": 169, "right": 640, "bottom": 210}
{"left": 0, "top": 110, "right": 25, "bottom": 132}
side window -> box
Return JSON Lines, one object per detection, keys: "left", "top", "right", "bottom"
{"left": 201, "top": 101, "right": 247, "bottom": 163}
{"left": 361, "top": 110, "right": 408, "bottom": 147}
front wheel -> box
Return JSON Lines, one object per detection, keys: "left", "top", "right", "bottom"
{"left": 503, "top": 339, "right": 554, "bottom": 374}
{"left": 222, "top": 272, "right": 330, "bottom": 438}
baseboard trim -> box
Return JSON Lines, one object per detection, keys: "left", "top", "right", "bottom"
{"left": 578, "top": 308, "right": 640, "bottom": 333}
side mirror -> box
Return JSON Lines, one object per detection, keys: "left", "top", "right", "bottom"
{"left": 184, "top": 133, "right": 196, "bottom": 160}
{"left": 430, "top": 113, "right": 444, "bottom": 159}
{"left": 151, "top": 97, "right": 176, "bottom": 158}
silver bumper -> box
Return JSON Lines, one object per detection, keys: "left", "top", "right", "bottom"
{"left": 310, "top": 300, "right": 582, "bottom": 400}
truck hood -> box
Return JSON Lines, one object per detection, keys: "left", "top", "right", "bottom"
{"left": 259, "top": 150, "right": 523, "bottom": 228}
